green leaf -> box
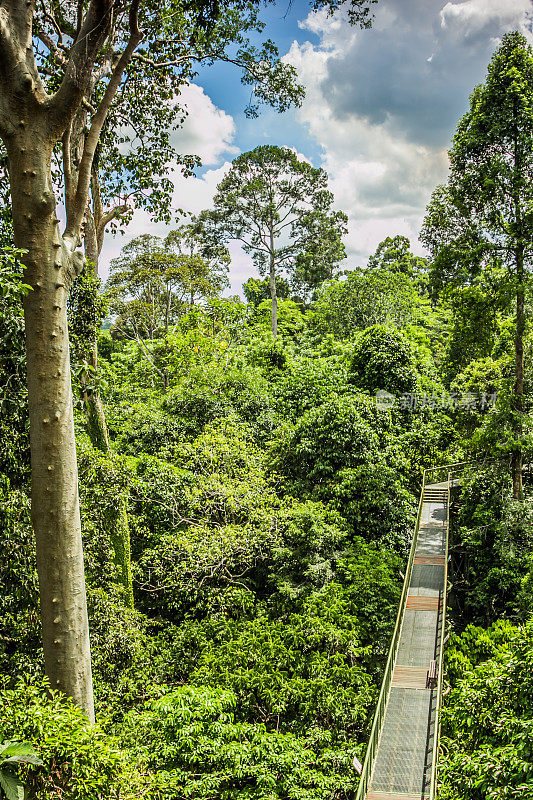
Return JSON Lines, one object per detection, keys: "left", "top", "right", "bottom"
{"left": 0, "top": 742, "right": 42, "bottom": 764}
{"left": 0, "top": 769, "right": 24, "bottom": 800}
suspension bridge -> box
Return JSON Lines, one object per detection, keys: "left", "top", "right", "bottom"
{"left": 355, "top": 465, "right": 459, "bottom": 800}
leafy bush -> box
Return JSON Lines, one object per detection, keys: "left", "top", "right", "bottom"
{"left": 452, "top": 470, "right": 533, "bottom": 622}
{"left": 0, "top": 485, "right": 40, "bottom": 678}
{"left": 122, "top": 684, "right": 363, "bottom": 800}
{"left": 349, "top": 324, "right": 417, "bottom": 397}
{"left": 0, "top": 249, "right": 30, "bottom": 487}
{"left": 306, "top": 269, "right": 430, "bottom": 339}
{"left": 271, "top": 354, "right": 348, "bottom": 420}
{"left": 326, "top": 463, "right": 415, "bottom": 548}
{"left": 269, "top": 393, "right": 383, "bottom": 497}
{"left": 0, "top": 740, "right": 42, "bottom": 800}
{"left": 439, "top": 621, "right": 533, "bottom": 799}
{"left": 0, "top": 679, "right": 124, "bottom": 800}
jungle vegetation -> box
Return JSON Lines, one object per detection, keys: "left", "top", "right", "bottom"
{"left": 0, "top": 8, "right": 532, "bottom": 799}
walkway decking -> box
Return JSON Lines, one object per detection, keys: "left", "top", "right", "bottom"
{"left": 365, "top": 482, "right": 448, "bottom": 800}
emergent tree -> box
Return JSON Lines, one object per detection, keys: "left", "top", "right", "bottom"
{"left": 201, "top": 145, "right": 347, "bottom": 336}
{"left": 421, "top": 31, "right": 533, "bottom": 498}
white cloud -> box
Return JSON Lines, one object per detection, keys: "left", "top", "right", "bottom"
{"left": 440, "top": 0, "right": 533, "bottom": 39}
{"left": 99, "top": 85, "right": 249, "bottom": 292}
{"left": 169, "top": 83, "right": 239, "bottom": 166}
{"left": 99, "top": 2, "right": 533, "bottom": 291}
{"left": 286, "top": 0, "right": 533, "bottom": 265}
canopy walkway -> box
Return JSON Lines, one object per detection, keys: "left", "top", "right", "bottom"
{"left": 355, "top": 466, "right": 459, "bottom": 800}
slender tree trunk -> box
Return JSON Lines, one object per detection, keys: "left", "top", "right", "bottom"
{"left": 511, "top": 115, "right": 525, "bottom": 501}
{"left": 8, "top": 135, "right": 94, "bottom": 721}
{"left": 84, "top": 207, "right": 99, "bottom": 276}
{"left": 269, "top": 228, "right": 277, "bottom": 338}
{"left": 165, "top": 287, "right": 171, "bottom": 334}
{"left": 82, "top": 215, "right": 134, "bottom": 608}
{"left": 512, "top": 246, "right": 525, "bottom": 500}
{"left": 82, "top": 212, "right": 111, "bottom": 452}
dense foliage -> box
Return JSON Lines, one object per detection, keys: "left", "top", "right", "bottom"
{"left": 2, "top": 28, "right": 533, "bottom": 800}
{"left": 0, "top": 234, "right": 454, "bottom": 797}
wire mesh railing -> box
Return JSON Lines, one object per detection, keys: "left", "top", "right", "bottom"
{"left": 354, "top": 456, "right": 523, "bottom": 799}
{"left": 428, "top": 471, "right": 451, "bottom": 800}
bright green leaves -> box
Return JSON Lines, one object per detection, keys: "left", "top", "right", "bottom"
{"left": 306, "top": 266, "right": 432, "bottom": 339}
{"left": 0, "top": 741, "right": 43, "bottom": 800}
{"left": 270, "top": 393, "right": 380, "bottom": 494}
{"left": 106, "top": 227, "right": 230, "bottom": 349}
{"left": 0, "top": 249, "right": 30, "bottom": 488}
{"left": 367, "top": 235, "right": 429, "bottom": 282}
{"left": 349, "top": 324, "right": 418, "bottom": 397}
{"left": 0, "top": 679, "right": 122, "bottom": 800}
{"left": 439, "top": 621, "right": 533, "bottom": 799}
{"left": 122, "top": 683, "right": 362, "bottom": 799}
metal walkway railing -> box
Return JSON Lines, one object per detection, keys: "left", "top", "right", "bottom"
{"left": 354, "top": 465, "right": 461, "bottom": 800}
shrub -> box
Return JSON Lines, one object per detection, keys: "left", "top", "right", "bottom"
{"left": 0, "top": 679, "right": 124, "bottom": 800}
{"left": 121, "top": 684, "right": 364, "bottom": 799}
{"left": 269, "top": 394, "right": 383, "bottom": 497}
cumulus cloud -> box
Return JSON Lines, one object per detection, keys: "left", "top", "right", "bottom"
{"left": 440, "top": 0, "right": 533, "bottom": 41}
{"left": 100, "top": 2, "right": 533, "bottom": 289}
{"left": 99, "top": 84, "right": 252, "bottom": 291}
{"left": 286, "top": 0, "right": 533, "bottom": 263}
{"left": 169, "top": 83, "right": 239, "bottom": 166}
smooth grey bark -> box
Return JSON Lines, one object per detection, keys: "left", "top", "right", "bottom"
{"left": 512, "top": 245, "right": 524, "bottom": 500}
{"left": 8, "top": 133, "right": 94, "bottom": 721}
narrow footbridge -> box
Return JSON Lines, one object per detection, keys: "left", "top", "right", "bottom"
{"left": 355, "top": 466, "right": 458, "bottom": 800}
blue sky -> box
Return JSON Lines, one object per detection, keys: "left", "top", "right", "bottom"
{"left": 100, "top": 0, "right": 533, "bottom": 294}
{"left": 191, "top": 0, "right": 325, "bottom": 165}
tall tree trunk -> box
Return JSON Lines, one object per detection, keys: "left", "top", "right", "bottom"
{"left": 269, "top": 228, "right": 277, "bottom": 338}
{"left": 8, "top": 136, "right": 94, "bottom": 721}
{"left": 512, "top": 246, "right": 525, "bottom": 500}
{"left": 165, "top": 287, "right": 171, "bottom": 334}
{"left": 82, "top": 212, "right": 134, "bottom": 608}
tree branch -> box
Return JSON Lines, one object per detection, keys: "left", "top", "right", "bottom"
{"left": 96, "top": 203, "right": 130, "bottom": 253}
{"left": 64, "top": 0, "right": 142, "bottom": 247}
{"left": 34, "top": 25, "right": 67, "bottom": 66}
{"left": 47, "top": 0, "right": 115, "bottom": 135}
